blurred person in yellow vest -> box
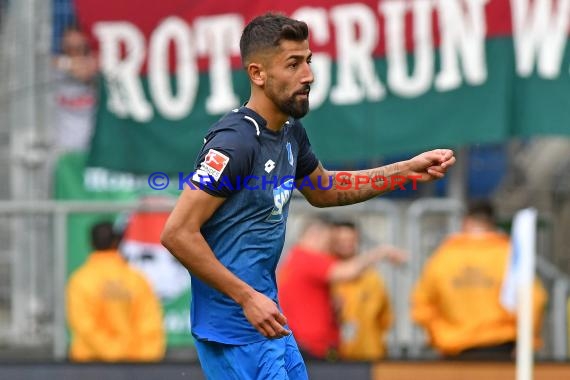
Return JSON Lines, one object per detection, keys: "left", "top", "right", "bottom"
{"left": 66, "top": 221, "right": 166, "bottom": 362}
{"left": 411, "top": 200, "right": 547, "bottom": 359}
{"left": 331, "top": 220, "right": 406, "bottom": 361}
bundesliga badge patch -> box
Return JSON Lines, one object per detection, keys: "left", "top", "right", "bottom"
{"left": 200, "top": 149, "right": 230, "bottom": 181}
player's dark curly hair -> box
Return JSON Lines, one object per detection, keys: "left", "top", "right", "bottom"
{"left": 239, "top": 12, "right": 309, "bottom": 67}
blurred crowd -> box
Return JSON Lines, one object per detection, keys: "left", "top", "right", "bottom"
{"left": 277, "top": 200, "right": 547, "bottom": 362}
{"left": 66, "top": 198, "right": 551, "bottom": 363}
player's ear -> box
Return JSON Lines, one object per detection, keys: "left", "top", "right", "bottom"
{"left": 247, "top": 62, "right": 266, "bottom": 86}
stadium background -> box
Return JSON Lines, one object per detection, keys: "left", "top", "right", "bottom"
{"left": 0, "top": 0, "right": 570, "bottom": 378}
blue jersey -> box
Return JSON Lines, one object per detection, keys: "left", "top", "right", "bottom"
{"left": 190, "top": 106, "right": 319, "bottom": 344}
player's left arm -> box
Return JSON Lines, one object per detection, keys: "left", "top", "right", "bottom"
{"left": 296, "top": 149, "right": 456, "bottom": 207}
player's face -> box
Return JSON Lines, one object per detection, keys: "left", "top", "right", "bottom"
{"left": 265, "top": 39, "right": 314, "bottom": 119}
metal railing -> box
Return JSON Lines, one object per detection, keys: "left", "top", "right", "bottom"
{"left": 0, "top": 199, "right": 177, "bottom": 359}
{"left": 0, "top": 197, "right": 568, "bottom": 360}
{"left": 0, "top": 197, "right": 401, "bottom": 360}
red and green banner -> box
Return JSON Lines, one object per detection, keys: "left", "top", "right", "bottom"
{"left": 75, "top": 0, "right": 570, "bottom": 174}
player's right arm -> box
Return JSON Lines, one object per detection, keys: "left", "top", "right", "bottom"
{"left": 160, "top": 186, "right": 290, "bottom": 339}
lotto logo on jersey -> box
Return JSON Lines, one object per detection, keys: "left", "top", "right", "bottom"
{"left": 200, "top": 149, "right": 229, "bottom": 181}
{"left": 267, "top": 179, "right": 293, "bottom": 223}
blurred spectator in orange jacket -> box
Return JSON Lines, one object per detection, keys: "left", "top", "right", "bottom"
{"left": 66, "top": 221, "right": 166, "bottom": 362}
{"left": 331, "top": 220, "right": 404, "bottom": 361}
{"left": 411, "top": 200, "right": 547, "bottom": 359}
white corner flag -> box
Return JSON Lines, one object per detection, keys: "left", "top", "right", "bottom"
{"left": 500, "top": 208, "right": 538, "bottom": 380}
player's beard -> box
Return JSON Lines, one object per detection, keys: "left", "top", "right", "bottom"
{"left": 266, "top": 79, "right": 310, "bottom": 119}
{"left": 281, "top": 90, "right": 310, "bottom": 119}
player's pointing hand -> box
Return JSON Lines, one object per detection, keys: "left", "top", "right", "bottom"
{"left": 404, "top": 149, "right": 456, "bottom": 182}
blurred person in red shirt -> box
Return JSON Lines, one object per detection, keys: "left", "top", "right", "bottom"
{"left": 278, "top": 215, "right": 404, "bottom": 361}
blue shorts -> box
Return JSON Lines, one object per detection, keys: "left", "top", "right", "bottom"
{"left": 194, "top": 334, "right": 308, "bottom": 380}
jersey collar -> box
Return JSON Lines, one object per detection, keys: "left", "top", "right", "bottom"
{"left": 239, "top": 106, "right": 268, "bottom": 130}
{"left": 239, "top": 105, "right": 294, "bottom": 134}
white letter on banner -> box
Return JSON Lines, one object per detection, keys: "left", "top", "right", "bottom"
{"left": 194, "top": 14, "right": 242, "bottom": 114}
{"left": 511, "top": 0, "right": 570, "bottom": 79}
{"left": 330, "top": 3, "right": 385, "bottom": 104}
{"left": 148, "top": 17, "right": 197, "bottom": 120}
{"left": 435, "top": 0, "right": 489, "bottom": 92}
{"left": 381, "top": 0, "right": 435, "bottom": 97}
{"left": 93, "top": 22, "right": 152, "bottom": 122}
{"left": 292, "top": 7, "right": 330, "bottom": 109}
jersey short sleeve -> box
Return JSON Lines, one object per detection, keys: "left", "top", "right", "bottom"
{"left": 191, "top": 127, "right": 256, "bottom": 197}
{"left": 292, "top": 121, "right": 319, "bottom": 180}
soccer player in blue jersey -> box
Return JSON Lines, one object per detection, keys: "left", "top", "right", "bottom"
{"left": 161, "top": 12, "right": 456, "bottom": 379}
